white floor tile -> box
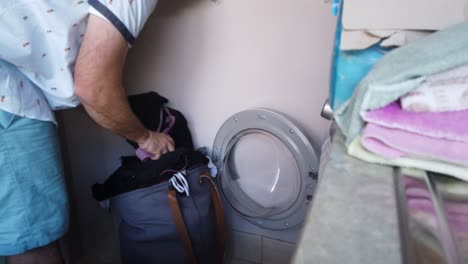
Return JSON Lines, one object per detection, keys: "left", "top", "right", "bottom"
{"left": 262, "top": 237, "right": 296, "bottom": 264}
{"left": 228, "top": 258, "right": 260, "bottom": 264}
{"left": 228, "top": 231, "right": 262, "bottom": 263}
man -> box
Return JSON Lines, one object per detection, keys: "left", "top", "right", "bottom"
{"left": 0, "top": 1, "right": 174, "bottom": 263}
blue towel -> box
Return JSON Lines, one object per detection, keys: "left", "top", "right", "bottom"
{"left": 335, "top": 21, "right": 468, "bottom": 144}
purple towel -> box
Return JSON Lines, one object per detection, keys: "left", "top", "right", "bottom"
{"left": 362, "top": 102, "right": 468, "bottom": 143}
{"left": 404, "top": 177, "right": 468, "bottom": 232}
{"left": 362, "top": 123, "right": 468, "bottom": 166}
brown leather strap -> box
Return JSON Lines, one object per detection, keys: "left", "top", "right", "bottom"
{"left": 200, "top": 174, "right": 228, "bottom": 261}
{"left": 167, "top": 189, "right": 197, "bottom": 264}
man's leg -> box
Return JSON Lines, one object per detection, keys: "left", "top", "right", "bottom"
{"left": 0, "top": 110, "right": 69, "bottom": 262}
{"left": 7, "top": 242, "right": 63, "bottom": 264}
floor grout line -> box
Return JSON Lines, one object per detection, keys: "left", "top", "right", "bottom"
{"left": 260, "top": 236, "right": 264, "bottom": 264}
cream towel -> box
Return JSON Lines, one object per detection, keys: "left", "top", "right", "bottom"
{"left": 348, "top": 136, "right": 468, "bottom": 182}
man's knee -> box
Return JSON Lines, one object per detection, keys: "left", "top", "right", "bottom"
{"left": 6, "top": 242, "right": 63, "bottom": 264}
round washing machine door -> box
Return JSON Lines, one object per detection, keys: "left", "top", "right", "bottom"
{"left": 212, "top": 109, "right": 319, "bottom": 230}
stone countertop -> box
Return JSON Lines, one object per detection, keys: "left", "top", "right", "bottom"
{"left": 293, "top": 132, "right": 402, "bottom": 264}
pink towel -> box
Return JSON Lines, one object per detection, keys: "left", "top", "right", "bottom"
{"left": 362, "top": 124, "right": 468, "bottom": 166}
{"left": 407, "top": 198, "right": 468, "bottom": 232}
{"left": 362, "top": 102, "right": 468, "bottom": 143}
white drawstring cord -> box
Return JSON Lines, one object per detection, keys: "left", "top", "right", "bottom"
{"left": 169, "top": 170, "right": 190, "bottom": 196}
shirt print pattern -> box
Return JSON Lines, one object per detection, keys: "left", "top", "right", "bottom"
{"left": 0, "top": 0, "right": 157, "bottom": 123}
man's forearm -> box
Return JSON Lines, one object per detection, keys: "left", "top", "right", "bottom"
{"left": 74, "top": 15, "right": 149, "bottom": 145}
{"left": 79, "top": 86, "right": 148, "bottom": 145}
{"left": 74, "top": 15, "right": 174, "bottom": 159}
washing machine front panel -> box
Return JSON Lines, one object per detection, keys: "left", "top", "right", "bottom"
{"left": 213, "top": 109, "right": 319, "bottom": 230}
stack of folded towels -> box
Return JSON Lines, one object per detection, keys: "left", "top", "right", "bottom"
{"left": 335, "top": 21, "right": 468, "bottom": 181}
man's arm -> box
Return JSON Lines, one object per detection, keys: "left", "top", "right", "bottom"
{"left": 74, "top": 15, "right": 174, "bottom": 159}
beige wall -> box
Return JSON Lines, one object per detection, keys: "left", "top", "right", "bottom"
{"left": 124, "top": 0, "right": 337, "bottom": 152}
{"left": 61, "top": 1, "right": 337, "bottom": 262}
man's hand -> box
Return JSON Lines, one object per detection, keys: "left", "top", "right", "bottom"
{"left": 74, "top": 15, "right": 174, "bottom": 159}
{"left": 138, "top": 131, "right": 175, "bottom": 160}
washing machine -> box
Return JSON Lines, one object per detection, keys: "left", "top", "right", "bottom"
{"left": 212, "top": 108, "right": 319, "bottom": 243}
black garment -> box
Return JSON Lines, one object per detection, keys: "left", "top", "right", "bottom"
{"left": 92, "top": 148, "right": 208, "bottom": 201}
{"left": 127, "top": 92, "right": 194, "bottom": 150}
{"left": 92, "top": 92, "right": 199, "bottom": 200}
{"left": 91, "top": 93, "right": 222, "bottom": 263}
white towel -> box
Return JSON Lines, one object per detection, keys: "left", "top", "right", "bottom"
{"left": 400, "top": 64, "right": 468, "bottom": 112}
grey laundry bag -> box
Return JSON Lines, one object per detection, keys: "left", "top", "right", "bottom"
{"left": 108, "top": 165, "right": 226, "bottom": 264}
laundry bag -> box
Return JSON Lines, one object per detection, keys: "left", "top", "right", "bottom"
{"left": 109, "top": 165, "right": 226, "bottom": 264}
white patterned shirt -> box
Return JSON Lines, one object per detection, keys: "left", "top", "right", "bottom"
{"left": 0, "top": 0, "right": 157, "bottom": 123}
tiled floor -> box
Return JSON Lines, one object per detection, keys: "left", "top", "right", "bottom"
{"left": 228, "top": 231, "right": 263, "bottom": 263}
{"left": 228, "top": 258, "right": 259, "bottom": 264}
{"left": 262, "top": 237, "right": 296, "bottom": 264}
{"left": 227, "top": 230, "right": 297, "bottom": 264}
{"left": 66, "top": 227, "right": 297, "bottom": 264}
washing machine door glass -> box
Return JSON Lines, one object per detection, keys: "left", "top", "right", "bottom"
{"left": 221, "top": 129, "right": 301, "bottom": 218}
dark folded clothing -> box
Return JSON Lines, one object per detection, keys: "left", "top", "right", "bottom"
{"left": 127, "top": 92, "right": 194, "bottom": 150}
{"left": 92, "top": 148, "right": 208, "bottom": 201}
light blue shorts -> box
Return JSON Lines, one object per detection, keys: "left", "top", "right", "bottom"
{"left": 0, "top": 110, "right": 69, "bottom": 255}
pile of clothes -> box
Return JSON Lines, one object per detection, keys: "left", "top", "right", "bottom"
{"left": 335, "top": 21, "right": 468, "bottom": 181}
{"left": 90, "top": 92, "right": 223, "bottom": 264}
{"left": 91, "top": 91, "right": 211, "bottom": 202}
